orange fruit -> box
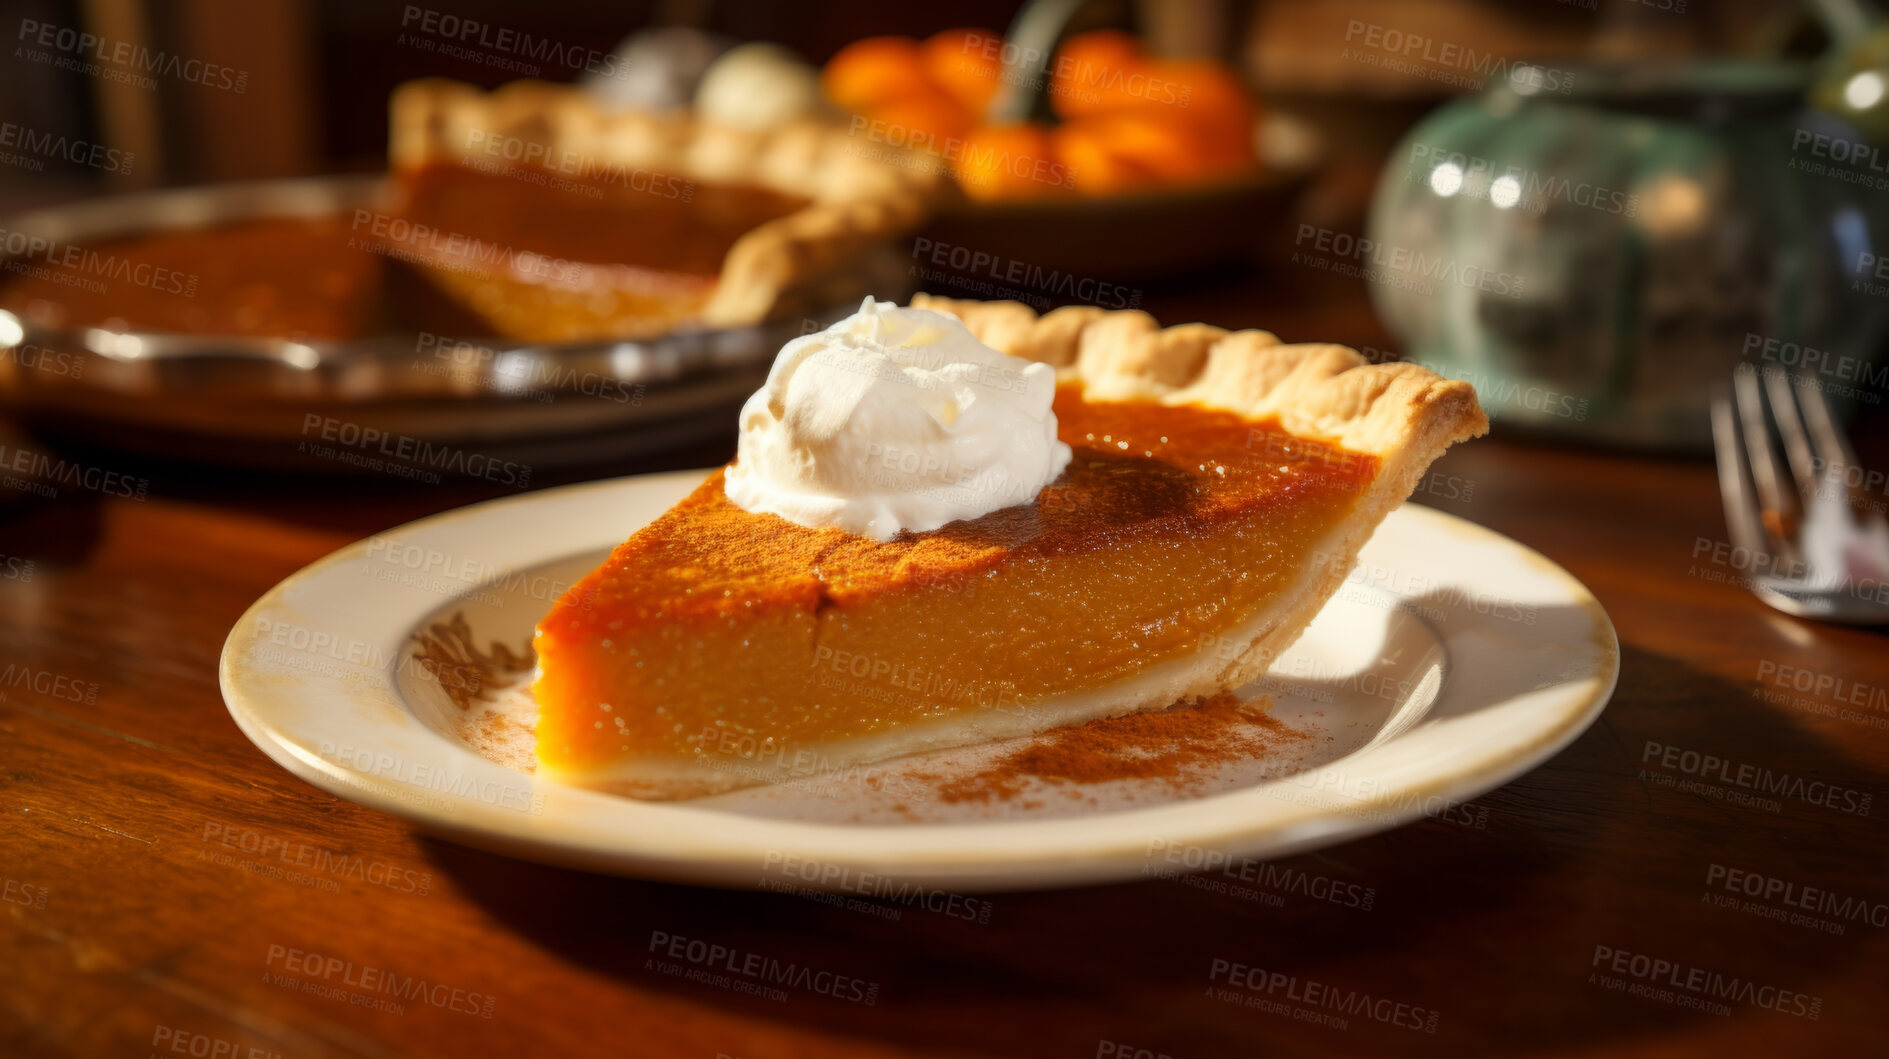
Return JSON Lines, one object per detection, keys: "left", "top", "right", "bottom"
{"left": 1147, "top": 59, "right": 1258, "bottom": 161}
{"left": 866, "top": 89, "right": 975, "bottom": 156}
{"left": 922, "top": 28, "right": 1004, "bottom": 118}
{"left": 1049, "top": 30, "right": 1146, "bottom": 119}
{"left": 1051, "top": 119, "right": 1159, "bottom": 197}
{"left": 954, "top": 123, "right": 1073, "bottom": 201}
{"left": 823, "top": 36, "right": 933, "bottom": 112}
{"left": 1055, "top": 101, "right": 1258, "bottom": 195}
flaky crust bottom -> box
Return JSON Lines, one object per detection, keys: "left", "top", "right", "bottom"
{"left": 546, "top": 297, "right": 1487, "bottom": 799}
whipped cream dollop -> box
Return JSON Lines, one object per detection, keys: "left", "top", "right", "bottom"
{"left": 724, "top": 298, "right": 1071, "bottom": 541}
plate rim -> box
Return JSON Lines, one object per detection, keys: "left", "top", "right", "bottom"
{"left": 219, "top": 471, "right": 1619, "bottom": 891}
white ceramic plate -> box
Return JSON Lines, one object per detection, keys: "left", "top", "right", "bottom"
{"left": 220, "top": 471, "right": 1618, "bottom": 892}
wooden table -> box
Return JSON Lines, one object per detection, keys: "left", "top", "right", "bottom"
{"left": 4, "top": 268, "right": 1887, "bottom": 1058}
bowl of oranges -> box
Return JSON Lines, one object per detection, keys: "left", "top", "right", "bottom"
{"left": 823, "top": 27, "right": 1315, "bottom": 283}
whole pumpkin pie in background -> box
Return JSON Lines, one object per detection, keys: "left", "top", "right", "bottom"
{"left": 531, "top": 295, "right": 1488, "bottom": 798}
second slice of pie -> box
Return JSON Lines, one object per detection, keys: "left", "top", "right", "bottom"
{"left": 532, "top": 296, "right": 1487, "bottom": 797}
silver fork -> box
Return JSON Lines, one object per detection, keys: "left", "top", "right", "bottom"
{"left": 1710, "top": 363, "right": 1889, "bottom": 624}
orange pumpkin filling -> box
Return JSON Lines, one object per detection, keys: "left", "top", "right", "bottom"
{"left": 386, "top": 163, "right": 811, "bottom": 343}
{"left": 0, "top": 217, "right": 387, "bottom": 341}
{"left": 0, "top": 164, "right": 811, "bottom": 345}
{"left": 532, "top": 385, "right": 1377, "bottom": 773}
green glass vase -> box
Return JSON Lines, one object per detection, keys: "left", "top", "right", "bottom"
{"left": 1368, "top": 61, "right": 1889, "bottom": 450}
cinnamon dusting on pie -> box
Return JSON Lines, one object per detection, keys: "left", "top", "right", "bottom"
{"left": 410, "top": 611, "right": 534, "bottom": 710}
{"left": 917, "top": 694, "right": 1309, "bottom": 804}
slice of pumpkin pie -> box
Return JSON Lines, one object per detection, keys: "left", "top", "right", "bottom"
{"left": 532, "top": 295, "right": 1487, "bottom": 797}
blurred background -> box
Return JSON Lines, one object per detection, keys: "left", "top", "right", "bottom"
{"left": 2, "top": 0, "right": 1886, "bottom": 478}
{"left": 0, "top": 0, "right": 1813, "bottom": 206}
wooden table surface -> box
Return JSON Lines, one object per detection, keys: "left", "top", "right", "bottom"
{"left": 4, "top": 268, "right": 1887, "bottom": 1059}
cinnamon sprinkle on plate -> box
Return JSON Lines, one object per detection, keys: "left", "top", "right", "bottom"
{"left": 923, "top": 693, "right": 1308, "bottom": 804}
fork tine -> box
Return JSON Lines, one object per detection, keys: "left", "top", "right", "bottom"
{"left": 1792, "top": 369, "right": 1889, "bottom": 543}
{"left": 1762, "top": 366, "right": 1820, "bottom": 498}
{"left": 1789, "top": 370, "right": 1862, "bottom": 483}
{"left": 1711, "top": 382, "right": 1771, "bottom": 562}
{"left": 1732, "top": 364, "right": 1801, "bottom": 560}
